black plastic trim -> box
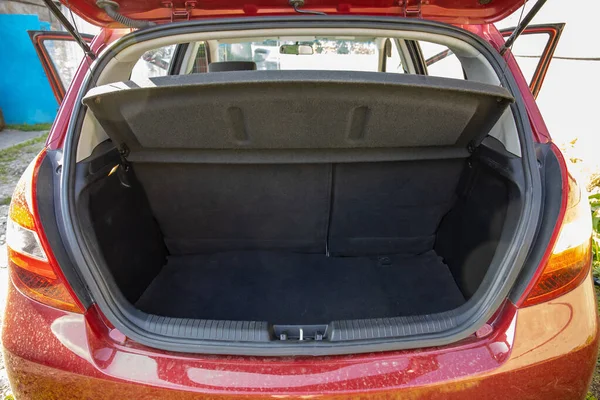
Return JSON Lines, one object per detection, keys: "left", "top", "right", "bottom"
{"left": 37, "top": 151, "right": 93, "bottom": 307}
{"left": 59, "top": 16, "right": 542, "bottom": 356}
{"left": 127, "top": 146, "right": 471, "bottom": 164}
{"left": 405, "top": 39, "right": 426, "bottom": 75}
{"left": 167, "top": 42, "right": 189, "bottom": 75}
{"left": 508, "top": 142, "right": 563, "bottom": 300}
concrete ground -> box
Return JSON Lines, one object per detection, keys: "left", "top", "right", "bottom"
{"left": 0, "top": 130, "right": 48, "bottom": 151}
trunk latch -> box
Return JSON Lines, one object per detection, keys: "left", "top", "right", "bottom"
{"left": 162, "top": 1, "right": 197, "bottom": 22}
{"left": 400, "top": 0, "right": 422, "bottom": 18}
{"left": 273, "top": 325, "right": 327, "bottom": 341}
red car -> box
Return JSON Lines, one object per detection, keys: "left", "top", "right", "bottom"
{"left": 4, "top": 0, "right": 597, "bottom": 398}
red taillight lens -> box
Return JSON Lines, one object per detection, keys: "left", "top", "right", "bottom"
{"left": 520, "top": 145, "right": 592, "bottom": 307}
{"left": 7, "top": 149, "right": 84, "bottom": 313}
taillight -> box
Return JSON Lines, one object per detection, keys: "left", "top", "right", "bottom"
{"left": 7, "top": 149, "right": 84, "bottom": 313}
{"left": 520, "top": 144, "right": 592, "bottom": 307}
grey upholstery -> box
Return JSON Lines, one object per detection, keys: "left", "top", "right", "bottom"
{"left": 83, "top": 71, "right": 513, "bottom": 156}
{"left": 133, "top": 163, "right": 330, "bottom": 254}
{"left": 328, "top": 160, "right": 464, "bottom": 255}
{"left": 132, "top": 159, "right": 464, "bottom": 256}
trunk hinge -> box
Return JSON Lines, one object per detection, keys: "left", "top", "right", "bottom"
{"left": 40, "top": 0, "right": 96, "bottom": 60}
{"left": 500, "top": 0, "right": 549, "bottom": 55}
{"left": 162, "top": 1, "right": 197, "bottom": 22}
{"left": 400, "top": 0, "right": 422, "bottom": 18}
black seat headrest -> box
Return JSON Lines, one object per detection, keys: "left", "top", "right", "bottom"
{"left": 208, "top": 61, "right": 257, "bottom": 72}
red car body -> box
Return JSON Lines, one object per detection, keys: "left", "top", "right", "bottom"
{"left": 3, "top": 6, "right": 598, "bottom": 399}
{"left": 3, "top": 279, "right": 598, "bottom": 399}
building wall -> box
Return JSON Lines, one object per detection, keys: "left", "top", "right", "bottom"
{"left": 0, "top": 14, "right": 58, "bottom": 124}
{"left": 0, "top": 1, "right": 99, "bottom": 125}
{"left": 0, "top": 0, "right": 60, "bottom": 29}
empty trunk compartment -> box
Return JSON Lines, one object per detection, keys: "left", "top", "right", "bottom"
{"left": 77, "top": 153, "right": 514, "bottom": 325}
{"left": 75, "top": 70, "right": 519, "bottom": 329}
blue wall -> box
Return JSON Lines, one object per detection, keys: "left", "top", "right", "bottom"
{"left": 0, "top": 14, "right": 57, "bottom": 124}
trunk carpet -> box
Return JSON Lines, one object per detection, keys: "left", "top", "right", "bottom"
{"left": 135, "top": 250, "right": 465, "bottom": 324}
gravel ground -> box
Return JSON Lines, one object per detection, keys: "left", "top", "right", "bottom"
{"left": 0, "top": 166, "right": 35, "bottom": 240}
{"left": 0, "top": 138, "right": 47, "bottom": 246}
{"left": 0, "top": 134, "right": 47, "bottom": 398}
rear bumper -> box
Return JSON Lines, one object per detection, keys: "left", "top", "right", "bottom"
{"left": 3, "top": 276, "right": 598, "bottom": 400}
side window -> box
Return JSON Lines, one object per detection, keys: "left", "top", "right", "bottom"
{"left": 190, "top": 42, "right": 210, "bottom": 74}
{"left": 508, "top": 33, "right": 550, "bottom": 85}
{"left": 131, "top": 45, "right": 176, "bottom": 80}
{"left": 420, "top": 42, "right": 464, "bottom": 80}
{"left": 28, "top": 31, "right": 93, "bottom": 103}
{"left": 37, "top": 39, "right": 85, "bottom": 90}
{"left": 500, "top": 24, "right": 565, "bottom": 99}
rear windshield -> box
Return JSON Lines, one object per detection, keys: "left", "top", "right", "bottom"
{"left": 131, "top": 36, "right": 467, "bottom": 81}
{"left": 218, "top": 39, "right": 379, "bottom": 72}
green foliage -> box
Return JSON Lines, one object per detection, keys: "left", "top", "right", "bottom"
{"left": 314, "top": 40, "right": 323, "bottom": 54}
{"left": 337, "top": 41, "right": 350, "bottom": 54}
{"left": 4, "top": 123, "right": 52, "bottom": 132}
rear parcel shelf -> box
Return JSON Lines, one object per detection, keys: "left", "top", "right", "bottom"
{"left": 82, "top": 70, "right": 514, "bottom": 161}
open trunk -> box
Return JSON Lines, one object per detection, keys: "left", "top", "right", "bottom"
{"left": 79, "top": 150, "right": 515, "bottom": 325}
{"left": 75, "top": 70, "right": 522, "bottom": 337}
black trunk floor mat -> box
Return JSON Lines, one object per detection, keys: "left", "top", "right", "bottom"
{"left": 135, "top": 250, "right": 465, "bottom": 324}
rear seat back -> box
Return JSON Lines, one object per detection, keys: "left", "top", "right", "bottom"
{"left": 328, "top": 160, "right": 464, "bottom": 256}
{"left": 208, "top": 61, "right": 257, "bottom": 72}
{"left": 133, "top": 160, "right": 463, "bottom": 256}
{"left": 133, "top": 163, "right": 330, "bottom": 254}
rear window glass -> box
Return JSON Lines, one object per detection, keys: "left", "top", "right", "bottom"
{"left": 39, "top": 38, "right": 85, "bottom": 90}
{"left": 144, "top": 38, "right": 471, "bottom": 81}
{"left": 217, "top": 39, "right": 380, "bottom": 72}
